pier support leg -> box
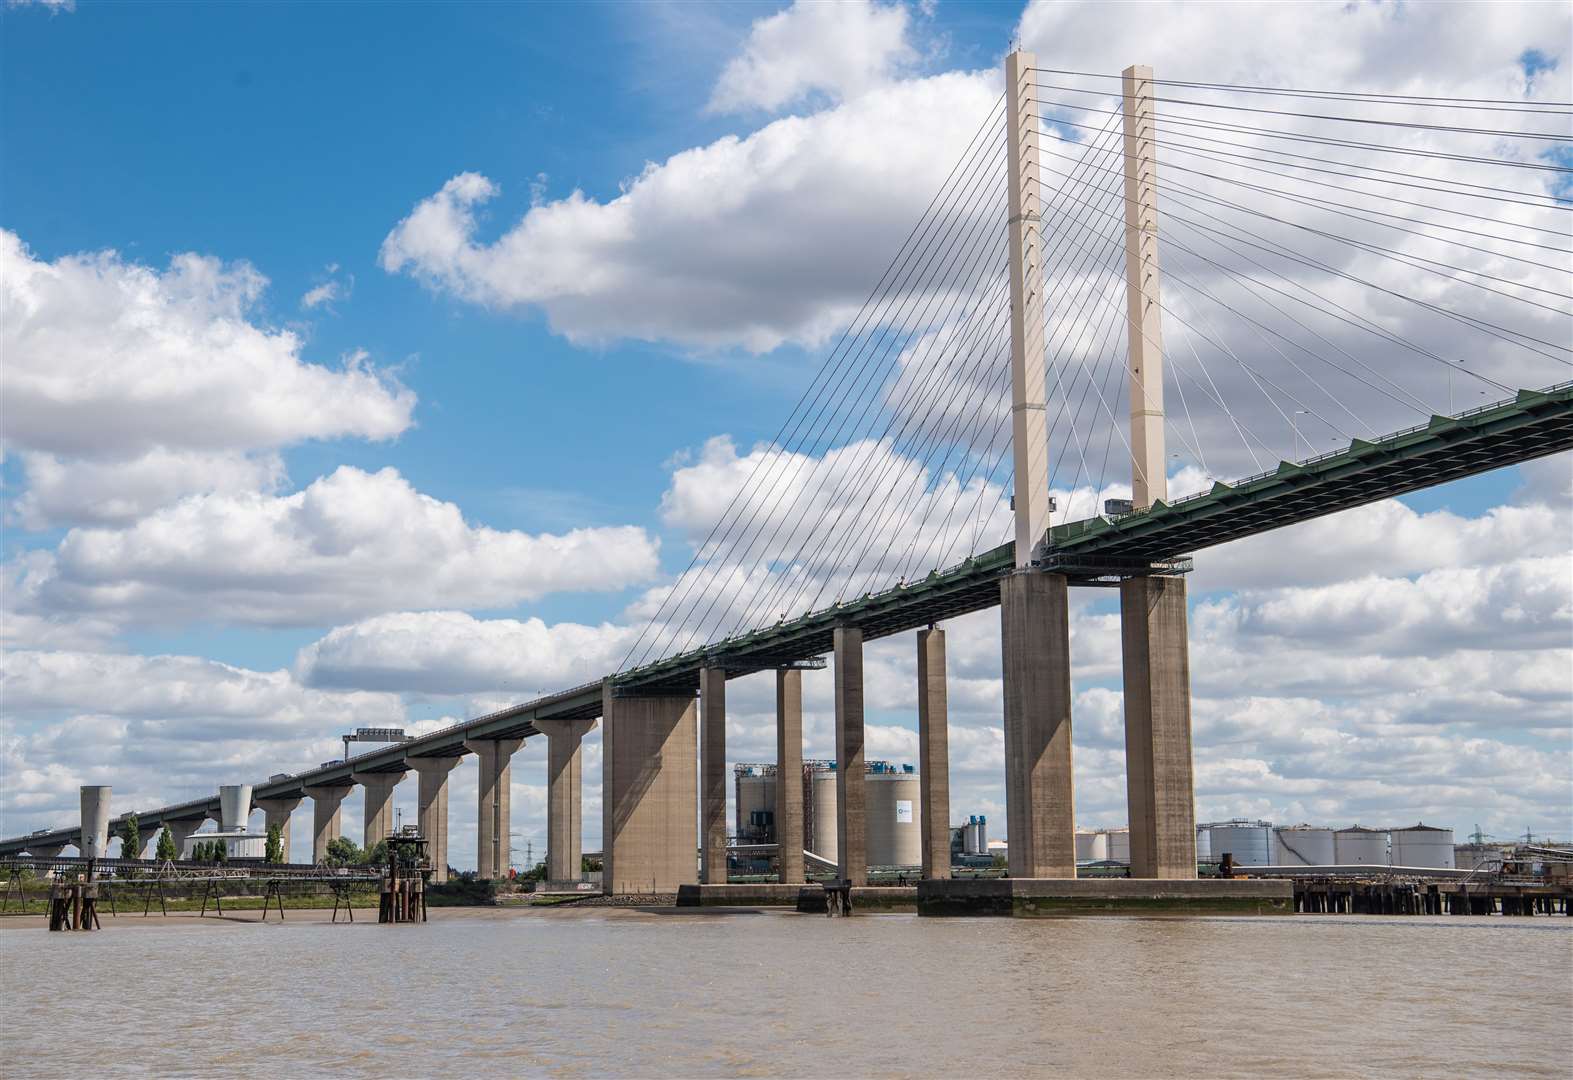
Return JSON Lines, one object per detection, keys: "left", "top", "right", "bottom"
{"left": 167, "top": 818, "right": 206, "bottom": 859}
{"left": 776, "top": 669, "right": 805, "bottom": 884}
{"left": 535, "top": 718, "right": 596, "bottom": 883}
{"left": 464, "top": 738, "right": 523, "bottom": 880}
{"left": 835, "top": 627, "right": 867, "bottom": 886}
{"left": 1121, "top": 576, "right": 1197, "bottom": 878}
{"left": 353, "top": 770, "right": 405, "bottom": 852}
{"left": 303, "top": 783, "right": 352, "bottom": 865}
{"left": 917, "top": 627, "right": 951, "bottom": 880}
{"left": 409, "top": 756, "right": 461, "bottom": 882}
{"left": 699, "top": 667, "right": 728, "bottom": 884}
{"left": 1000, "top": 572, "right": 1076, "bottom": 878}
{"left": 601, "top": 684, "right": 698, "bottom": 895}
{"left": 255, "top": 797, "right": 301, "bottom": 863}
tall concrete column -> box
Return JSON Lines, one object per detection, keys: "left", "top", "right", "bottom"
{"left": 352, "top": 769, "right": 406, "bottom": 851}
{"left": 1121, "top": 63, "right": 1168, "bottom": 510}
{"left": 535, "top": 718, "right": 596, "bottom": 883}
{"left": 166, "top": 818, "right": 205, "bottom": 858}
{"left": 775, "top": 668, "right": 805, "bottom": 884}
{"left": 834, "top": 627, "right": 867, "bottom": 886}
{"left": 408, "top": 756, "right": 461, "bottom": 883}
{"left": 1121, "top": 575, "right": 1197, "bottom": 878}
{"left": 698, "top": 667, "right": 728, "bottom": 884}
{"left": 601, "top": 683, "right": 698, "bottom": 895}
{"left": 254, "top": 797, "right": 301, "bottom": 863}
{"left": 1000, "top": 572, "right": 1076, "bottom": 878}
{"left": 917, "top": 626, "right": 951, "bottom": 880}
{"left": 303, "top": 783, "right": 352, "bottom": 865}
{"left": 80, "top": 786, "right": 112, "bottom": 861}
{"left": 464, "top": 738, "right": 523, "bottom": 879}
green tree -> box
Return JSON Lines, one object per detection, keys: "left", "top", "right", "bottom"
{"left": 264, "top": 823, "right": 283, "bottom": 864}
{"left": 120, "top": 817, "right": 141, "bottom": 861}
{"left": 323, "top": 836, "right": 360, "bottom": 868}
{"left": 214, "top": 840, "right": 227, "bottom": 864}
{"left": 155, "top": 825, "right": 177, "bottom": 862}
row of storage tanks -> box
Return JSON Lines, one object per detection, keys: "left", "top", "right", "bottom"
{"left": 736, "top": 762, "right": 923, "bottom": 867}
{"left": 1198, "top": 820, "right": 1456, "bottom": 869}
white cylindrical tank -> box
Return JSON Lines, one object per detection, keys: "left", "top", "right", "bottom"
{"left": 1103, "top": 828, "right": 1131, "bottom": 865}
{"left": 1391, "top": 824, "right": 1454, "bottom": 868}
{"left": 79, "top": 786, "right": 112, "bottom": 860}
{"left": 1207, "top": 822, "right": 1272, "bottom": 866}
{"left": 1075, "top": 830, "right": 1109, "bottom": 862}
{"left": 1195, "top": 825, "right": 1212, "bottom": 862}
{"left": 1273, "top": 826, "right": 1336, "bottom": 867}
{"left": 963, "top": 816, "right": 988, "bottom": 856}
{"left": 1335, "top": 826, "right": 1390, "bottom": 865}
{"left": 218, "top": 784, "right": 253, "bottom": 833}
{"left": 734, "top": 770, "right": 776, "bottom": 843}
{"left": 1453, "top": 844, "right": 1504, "bottom": 873}
{"left": 866, "top": 773, "right": 921, "bottom": 867}
{"left": 810, "top": 770, "right": 838, "bottom": 862}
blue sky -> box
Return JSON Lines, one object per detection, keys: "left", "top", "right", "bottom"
{"left": 3, "top": 0, "right": 1569, "bottom": 861}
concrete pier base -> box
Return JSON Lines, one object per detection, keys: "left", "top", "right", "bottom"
{"left": 303, "top": 783, "right": 352, "bottom": 865}
{"left": 535, "top": 718, "right": 595, "bottom": 883}
{"left": 1121, "top": 576, "right": 1197, "bottom": 878}
{"left": 916, "top": 627, "right": 950, "bottom": 880}
{"left": 917, "top": 877, "right": 1293, "bottom": 917}
{"left": 464, "top": 737, "right": 523, "bottom": 880}
{"left": 698, "top": 667, "right": 727, "bottom": 884}
{"left": 1000, "top": 572, "right": 1076, "bottom": 878}
{"left": 353, "top": 770, "right": 405, "bottom": 852}
{"left": 775, "top": 668, "right": 805, "bottom": 885}
{"left": 834, "top": 627, "right": 867, "bottom": 886}
{"left": 409, "top": 756, "right": 461, "bottom": 882}
{"left": 676, "top": 882, "right": 919, "bottom": 912}
{"left": 602, "top": 684, "right": 698, "bottom": 895}
{"left": 254, "top": 796, "right": 301, "bottom": 862}
{"left": 166, "top": 818, "right": 205, "bottom": 857}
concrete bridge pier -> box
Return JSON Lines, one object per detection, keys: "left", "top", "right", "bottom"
{"left": 464, "top": 737, "right": 522, "bottom": 879}
{"left": 698, "top": 667, "right": 728, "bottom": 884}
{"left": 409, "top": 756, "right": 461, "bottom": 882}
{"left": 917, "top": 626, "right": 951, "bottom": 880}
{"left": 601, "top": 683, "right": 698, "bottom": 895}
{"left": 353, "top": 769, "right": 406, "bottom": 852}
{"left": 255, "top": 796, "right": 300, "bottom": 862}
{"left": 303, "top": 782, "right": 352, "bottom": 864}
{"left": 1000, "top": 572, "right": 1077, "bottom": 878}
{"left": 834, "top": 627, "right": 867, "bottom": 886}
{"left": 535, "top": 717, "right": 596, "bottom": 883}
{"left": 775, "top": 668, "right": 805, "bottom": 884}
{"left": 166, "top": 817, "right": 206, "bottom": 858}
{"left": 1121, "top": 576, "right": 1197, "bottom": 878}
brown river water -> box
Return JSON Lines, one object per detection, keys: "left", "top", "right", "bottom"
{"left": 2, "top": 907, "right": 1567, "bottom": 1078}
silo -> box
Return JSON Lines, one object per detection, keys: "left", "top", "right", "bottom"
{"left": 1207, "top": 821, "right": 1273, "bottom": 866}
{"left": 218, "top": 784, "right": 253, "bottom": 832}
{"left": 1075, "top": 829, "right": 1108, "bottom": 862}
{"left": 1390, "top": 824, "right": 1454, "bottom": 868}
{"left": 1103, "top": 828, "right": 1131, "bottom": 865}
{"left": 79, "top": 786, "right": 112, "bottom": 860}
{"left": 733, "top": 766, "right": 776, "bottom": 843}
{"left": 1273, "top": 825, "right": 1336, "bottom": 867}
{"left": 866, "top": 772, "right": 921, "bottom": 867}
{"left": 810, "top": 769, "right": 838, "bottom": 862}
{"left": 1334, "top": 826, "right": 1389, "bottom": 865}
{"left": 963, "top": 815, "right": 988, "bottom": 855}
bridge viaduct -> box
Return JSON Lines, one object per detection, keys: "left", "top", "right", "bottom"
{"left": 3, "top": 53, "right": 1569, "bottom": 893}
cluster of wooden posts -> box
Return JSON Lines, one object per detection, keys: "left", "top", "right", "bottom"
{"left": 378, "top": 874, "right": 426, "bottom": 923}
{"left": 1294, "top": 879, "right": 1570, "bottom": 915}
{"left": 48, "top": 879, "right": 102, "bottom": 931}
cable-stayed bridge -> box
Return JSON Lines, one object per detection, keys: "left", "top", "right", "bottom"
{"left": 5, "top": 51, "right": 1569, "bottom": 897}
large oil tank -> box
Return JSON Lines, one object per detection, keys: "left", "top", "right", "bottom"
{"left": 734, "top": 767, "right": 776, "bottom": 843}
{"left": 1453, "top": 843, "right": 1505, "bottom": 873}
{"left": 1334, "top": 826, "right": 1389, "bottom": 865}
{"left": 810, "top": 769, "right": 838, "bottom": 862}
{"left": 1390, "top": 824, "right": 1454, "bottom": 868}
{"left": 866, "top": 773, "right": 921, "bottom": 867}
{"left": 1207, "top": 821, "right": 1273, "bottom": 866}
{"left": 218, "top": 784, "right": 253, "bottom": 832}
{"left": 1273, "top": 825, "right": 1335, "bottom": 867}
{"left": 1103, "top": 828, "right": 1131, "bottom": 865}
{"left": 1075, "top": 829, "right": 1108, "bottom": 862}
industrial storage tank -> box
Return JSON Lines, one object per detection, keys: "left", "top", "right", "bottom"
{"left": 733, "top": 765, "right": 777, "bottom": 844}
{"left": 1206, "top": 821, "right": 1273, "bottom": 866}
{"left": 1103, "top": 828, "right": 1131, "bottom": 865}
{"left": 1195, "top": 825, "right": 1212, "bottom": 862}
{"left": 963, "top": 815, "right": 988, "bottom": 855}
{"left": 1074, "top": 829, "right": 1108, "bottom": 862}
{"left": 1390, "top": 824, "right": 1454, "bottom": 868}
{"left": 1334, "top": 826, "right": 1389, "bottom": 865}
{"left": 866, "top": 772, "right": 921, "bottom": 867}
{"left": 810, "top": 769, "right": 838, "bottom": 862}
{"left": 1272, "top": 825, "right": 1336, "bottom": 867}
{"left": 1453, "top": 844, "right": 1505, "bottom": 873}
